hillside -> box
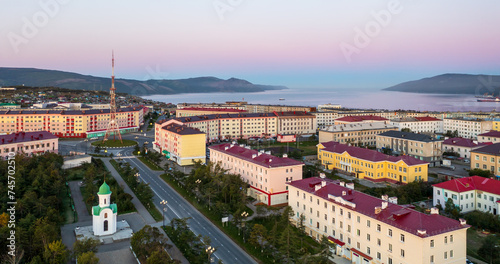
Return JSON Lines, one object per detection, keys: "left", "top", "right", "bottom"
{"left": 383, "top": 74, "right": 500, "bottom": 95}
{"left": 0, "top": 68, "right": 287, "bottom": 95}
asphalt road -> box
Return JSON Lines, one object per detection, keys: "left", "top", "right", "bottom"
{"left": 119, "top": 148, "right": 257, "bottom": 264}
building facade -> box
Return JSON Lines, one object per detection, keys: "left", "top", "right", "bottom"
{"left": 318, "top": 141, "right": 428, "bottom": 184}
{"left": 153, "top": 121, "right": 206, "bottom": 166}
{"left": 312, "top": 112, "right": 339, "bottom": 129}
{"left": 319, "top": 123, "right": 398, "bottom": 146}
{"left": 443, "top": 118, "right": 493, "bottom": 139}
{"left": 92, "top": 182, "right": 117, "bottom": 236}
{"left": 376, "top": 131, "right": 443, "bottom": 167}
{"left": 0, "top": 106, "right": 146, "bottom": 138}
{"left": 176, "top": 107, "right": 246, "bottom": 117}
{"left": 389, "top": 116, "right": 443, "bottom": 134}
{"left": 0, "top": 131, "right": 58, "bottom": 159}
{"left": 470, "top": 143, "right": 500, "bottom": 177}
{"left": 433, "top": 176, "right": 500, "bottom": 215}
{"left": 334, "top": 115, "right": 389, "bottom": 125}
{"left": 442, "top": 137, "right": 491, "bottom": 159}
{"left": 288, "top": 177, "right": 469, "bottom": 264}
{"left": 477, "top": 130, "right": 500, "bottom": 143}
{"left": 209, "top": 143, "right": 303, "bottom": 206}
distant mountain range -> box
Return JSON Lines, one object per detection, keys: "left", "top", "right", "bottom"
{"left": 384, "top": 74, "right": 500, "bottom": 95}
{"left": 0, "top": 68, "right": 287, "bottom": 96}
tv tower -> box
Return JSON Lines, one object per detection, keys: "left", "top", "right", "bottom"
{"left": 103, "top": 51, "right": 123, "bottom": 143}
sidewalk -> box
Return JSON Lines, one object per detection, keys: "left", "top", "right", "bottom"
{"left": 69, "top": 181, "right": 92, "bottom": 223}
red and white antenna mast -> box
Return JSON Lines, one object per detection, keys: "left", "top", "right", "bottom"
{"left": 103, "top": 51, "right": 123, "bottom": 143}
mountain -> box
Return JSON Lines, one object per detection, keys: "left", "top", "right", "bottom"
{"left": 0, "top": 68, "right": 287, "bottom": 96}
{"left": 383, "top": 74, "right": 500, "bottom": 95}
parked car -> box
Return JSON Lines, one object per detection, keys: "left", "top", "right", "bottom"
{"left": 466, "top": 259, "right": 474, "bottom": 264}
{"left": 463, "top": 159, "right": 470, "bottom": 163}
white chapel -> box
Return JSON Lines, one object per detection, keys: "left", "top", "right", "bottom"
{"left": 92, "top": 182, "right": 117, "bottom": 236}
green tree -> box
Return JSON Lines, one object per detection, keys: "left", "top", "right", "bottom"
{"left": 444, "top": 199, "right": 461, "bottom": 219}
{"left": 468, "top": 168, "right": 492, "bottom": 177}
{"left": 249, "top": 224, "right": 268, "bottom": 251}
{"left": 401, "top": 128, "right": 412, "bottom": 132}
{"left": 478, "top": 236, "right": 500, "bottom": 264}
{"left": 43, "top": 240, "right": 69, "bottom": 264}
{"left": 76, "top": 252, "right": 99, "bottom": 264}
{"left": 72, "top": 237, "right": 99, "bottom": 259}
{"left": 317, "top": 235, "right": 333, "bottom": 263}
{"left": 147, "top": 250, "right": 176, "bottom": 264}
{"left": 131, "top": 225, "right": 169, "bottom": 261}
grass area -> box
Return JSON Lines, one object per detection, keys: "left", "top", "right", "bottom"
{"left": 160, "top": 173, "right": 293, "bottom": 264}
{"left": 109, "top": 159, "right": 163, "bottom": 222}
{"left": 91, "top": 139, "right": 137, "bottom": 147}
{"left": 467, "top": 228, "right": 500, "bottom": 263}
{"left": 61, "top": 192, "right": 77, "bottom": 224}
{"left": 262, "top": 140, "right": 319, "bottom": 156}
{"left": 137, "top": 156, "right": 163, "bottom": 171}
{"left": 65, "top": 166, "right": 87, "bottom": 181}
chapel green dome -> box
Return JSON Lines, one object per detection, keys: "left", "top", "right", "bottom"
{"left": 98, "top": 181, "right": 112, "bottom": 195}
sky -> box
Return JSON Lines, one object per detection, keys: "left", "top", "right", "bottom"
{"left": 1, "top": 0, "right": 500, "bottom": 89}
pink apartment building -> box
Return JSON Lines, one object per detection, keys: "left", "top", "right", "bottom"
{"left": 0, "top": 131, "right": 58, "bottom": 159}
{"left": 209, "top": 143, "right": 304, "bottom": 206}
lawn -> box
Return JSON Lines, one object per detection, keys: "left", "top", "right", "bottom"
{"left": 467, "top": 228, "right": 500, "bottom": 263}
{"left": 91, "top": 139, "right": 137, "bottom": 147}
{"left": 61, "top": 192, "right": 77, "bottom": 224}
{"left": 254, "top": 140, "right": 319, "bottom": 156}
{"left": 65, "top": 166, "right": 87, "bottom": 181}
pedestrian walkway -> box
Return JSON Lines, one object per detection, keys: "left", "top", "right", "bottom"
{"left": 69, "top": 181, "right": 92, "bottom": 223}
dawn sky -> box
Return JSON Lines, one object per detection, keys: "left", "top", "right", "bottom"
{"left": 1, "top": 0, "right": 499, "bottom": 89}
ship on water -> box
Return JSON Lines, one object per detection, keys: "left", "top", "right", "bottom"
{"left": 475, "top": 93, "right": 495, "bottom": 99}
{"left": 477, "top": 97, "right": 500, "bottom": 102}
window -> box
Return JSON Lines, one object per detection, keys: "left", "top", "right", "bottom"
{"left": 357, "top": 216, "right": 360, "bottom": 223}
{"left": 388, "top": 229, "right": 392, "bottom": 237}
{"left": 444, "top": 251, "right": 447, "bottom": 259}
{"left": 367, "top": 234, "right": 371, "bottom": 241}
{"left": 401, "top": 249, "right": 405, "bottom": 257}
{"left": 430, "top": 255, "right": 434, "bottom": 263}
{"left": 430, "top": 240, "right": 434, "bottom": 247}
{"left": 348, "top": 212, "right": 351, "bottom": 219}
{"left": 377, "top": 224, "right": 381, "bottom": 232}
{"left": 377, "top": 238, "right": 381, "bottom": 246}
{"left": 400, "top": 234, "right": 405, "bottom": 242}
{"left": 450, "top": 250, "right": 453, "bottom": 258}
{"left": 367, "top": 220, "right": 370, "bottom": 227}
{"left": 356, "top": 229, "right": 360, "bottom": 236}
{"left": 367, "top": 247, "right": 371, "bottom": 255}
{"left": 389, "top": 243, "right": 392, "bottom": 252}
{"left": 450, "top": 235, "right": 453, "bottom": 243}
{"left": 445, "top": 236, "right": 448, "bottom": 244}
{"left": 377, "top": 252, "right": 381, "bottom": 260}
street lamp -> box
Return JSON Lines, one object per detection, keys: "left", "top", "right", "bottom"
{"left": 160, "top": 200, "right": 168, "bottom": 227}
{"left": 206, "top": 246, "right": 215, "bottom": 264}
{"left": 240, "top": 211, "right": 249, "bottom": 239}
{"left": 134, "top": 173, "right": 140, "bottom": 183}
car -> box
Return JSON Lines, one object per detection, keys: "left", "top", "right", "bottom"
{"left": 463, "top": 159, "right": 470, "bottom": 163}
{"left": 466, "top": 259, "right": 474, "bottom": 264}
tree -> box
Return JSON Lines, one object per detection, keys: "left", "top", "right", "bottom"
{"left": 72, "top": 237, "right": 99, "bottom": 259}
{"left": 43, "top": 240, "right": 69, "bottom": 264}
{"left": 478, "top": 235, "right": 500, "bottom": 264}
{"left": 249, "top": 224, "right": 268, "bottom": 251}
{"left": 76, "top": 252, "right": 99, "bottom": 264}
{"left": 469, "top": 168, "right": 492, "bottom": 177}
{"left": 401, "top": 128, "right": 412, "bottom": 132}
{"left": 444, "top": 198, "right": 461, "bottom": 219}
{"left": 131, "top": 225, "right": 169, "bottom": 261}
{"left": 298, "top": 213, "right": 306, "bottom": 235}
{"left": 147, "top": 250, "right": 176, "bottom": 264}
{"left": 317, "top": 235, "right": 333, "bottom": 263}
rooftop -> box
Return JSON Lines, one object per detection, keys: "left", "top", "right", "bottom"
{"left": 442, "top": 137, "right": 491, "bottom": 148}
{"left": 432, "top": 176, "right": 500, "bottom": 196}
{"left": 478, "top": 130, "right": 500, "bottom": 138}
{"left": 335, "top": 115, "right": 388, "bottom": 122}
{"left": 209, "top": 143, "right": 304, "bottom": 168}
{"left": 391, "top": 116, "right": 442, "bottom": 122}
{"left": 322, "top": 123, "right": 397, "bottom": 133}
{"left": 289, "top": 177, "right": 469, "bottom": 237}
{"left": 471, "top": 142, "right": 500, "bottom": 155}
{"left": 319, "top": 141, "right": 428, "bottom": 166}
{"left": 378, "top": 131, "right": 441, "bottom": 142}
{"left": 0, "top": 106, "right": 144, "bottom": 116}
{"left": 178, "top": 107, "right": 246, "bottom": 113}
{"left": 0, "top": 131, "right": 58, "bottom": 145}
{"left": 162, "top": 123, "right": 205, "bottom": 135}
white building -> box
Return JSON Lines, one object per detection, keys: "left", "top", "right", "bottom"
{"left": 317, "top": 103, "right": 342, "bottom": 111}
{"left": 442, "top": 137, "right": 491, "bottom": 159}
{"left": 443, "top": 118, "right": 493, "bottom": 139}
{"left": 433, "top": 176, "right": 500, "bottom": 215}
{"left": 477, "top": 130, "right": 500, "bottom": 143}
{"left": 312, "top": 112, "right": 339, "bottom": 129}
{"left": 92, "top": 182, "right": 117, "bottom": 236}
{"left": 389, "top": 116, "right": 443, "bottom": 134}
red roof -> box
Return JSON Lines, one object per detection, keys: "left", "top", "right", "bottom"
{"left": 328, "top": 236, "right": 345, "bottom": 246}
{"left": 414, "top": 116, "right": 441, "bottom": 122}
{"left": 319, "top": 141, "right": 428, "bottom": 166}
{"left": 443, "top": 137, "right": 491, "bottom": 148}
{"left": 478, "top": 130, "right": 500, "bottom": 138}
{"left": 0, "top": 131, "right": 57, "bottom": 145}
{"left": 432, "top": 176, "right": 500, "bottom": 196}
{"left": 162, "top": 123, "right": 204, "bottom": 135}
{"left": 336, "top": 115, "right": 388, "bottom": 122}
{"left": 209, "top": 143, "right": 304, "bottom": 168}
{"left": 290, "top": 177, "right": 468, "bottom": 237}
{"left": 351, "top": 248, "right": 373, "bottom": 260}
{"left": 178, "top": 107, "right": 246, "bottom": 113}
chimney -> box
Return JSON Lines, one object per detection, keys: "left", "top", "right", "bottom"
{"left": 430, "top": 207, "right": 439, "bottom": 215}
{"left": 346, "top": 183, "right": 354, "bottom": 190}
{"left": 252, "top": 154, "right": 257, "bottom": 159}
{"left": 342, "top": 191, "right": 346, "bottom": 196}
{"left": 381, "top": 195, "right": 389, "bottom": 201}
{"left": 459, "top": 218, "right": 467, "bottom": 225}
{"left": 283, "top": 154, "right": 288, "bottom": 158}
{"left": 388, "top": 197, "right": 398, "bottom": 204}
{"left": 225, "top": 146, "right": 229, "bottom": 151}
{"left": 381, "top": 201, "right": 388, "bottom": 210}
{"left": 417, "top": 229, "right": 427, "bottom": 236}
{"left": 321, "top": 181, "right": 326, "bottom": 187}
{"left": 374, "top": 206, "right": 382, "bottom": 214}
{"left": 268, "top": 159, "right": 272, "bottom": 163}
{"left": 339, "top": 181, "right": 345, "bottom": 187}
{"left": 239, "top": 144, "right": 244, "bottom": 147}
{"left": 319, "top": 173, "right": 325, "bottom": 179}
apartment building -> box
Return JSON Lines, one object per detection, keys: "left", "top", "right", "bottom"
{"left": 288, "top": 177, "right": 469, "bottom": 264}
{"left": 443, "top": 118, "right": 493, "bottom": 139}
{"left": 0, "top": 103, "right": 21, "bottom": 109}
{"left": 0, "top": 106, "right": 146, "bottom": 138}
{"left": 153, "top": 123, "right": 206, "bottom": 166}
{"left": 312, "top": 112, "right": 339, "bottom": 129}
{"left": 318, "top": 141, "right": 428, "bottom": 183}
{"left": 493, "top": 120, "right": 500, "bottom": 131}
{"left": 389, "top": 116, "right": 443, "bottom": 134}
{"left": 442, "top": 138, "right": 491, "bottom": 159}
{"left": 319, "top": 123, "right": 398, "bottom": 146}
{"left": 0, "top": 131, "right": 58, "bottom": 159}
{"left": 176, "top": 107, "right": 246, "bottom": 117}
{"left": 334, "top": 115, "right": 389, "bottom": 125}
{"left": 433, "top": 176, "right": 500, "bottom": 215}
{"left": 317, "top": 103, "right": 342, "bottom": 111}
{"left": 209, "top": 143, "right": 303, "bottom": 206}
{"left": 177, "top": 102, "right": 246, "bottom": 111}
{"left": 470, "top": 143, "right": 500, "bottom": 177}
{"left": 336, "top": 111, "right": 397, "bottom": 120}
{"left": 477, "top": 130, "right": 500, "bottom": 143}
{"left": 274, "top": 111, "right": 316, "bottom": 135}
{"left": 376, "top": 131, "right": 443, "bottom": 167}
{"left": 245, "top": 104, "right": 315, "bottom": 113}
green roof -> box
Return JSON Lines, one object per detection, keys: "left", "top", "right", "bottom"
{"left": 98, "top": 182, "right": 112, "bottom": 195}
{"left": 92, "top": 204, "right": 117, "bottom": 216}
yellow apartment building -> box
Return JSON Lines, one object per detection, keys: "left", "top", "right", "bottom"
{"left": 153, "top": 122, "right": 206, "bottom": 166}
{"left": 209, "top": 143, "right": 304, "bottom": 206}
{"left": 470, "top": 143, "right": 500, "bottom": 177}
{"left": 288, "top": 177, "right": 469, "bottom": 264}
{"left": 318, "top": 141, "right": 428, "bottom": 184}
{"left": 319, "top": 123, "right": 398, "bottom": 146}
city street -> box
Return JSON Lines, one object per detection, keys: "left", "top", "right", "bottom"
{"left": 118, "top": 148, "right": 257, "bottom": 264}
